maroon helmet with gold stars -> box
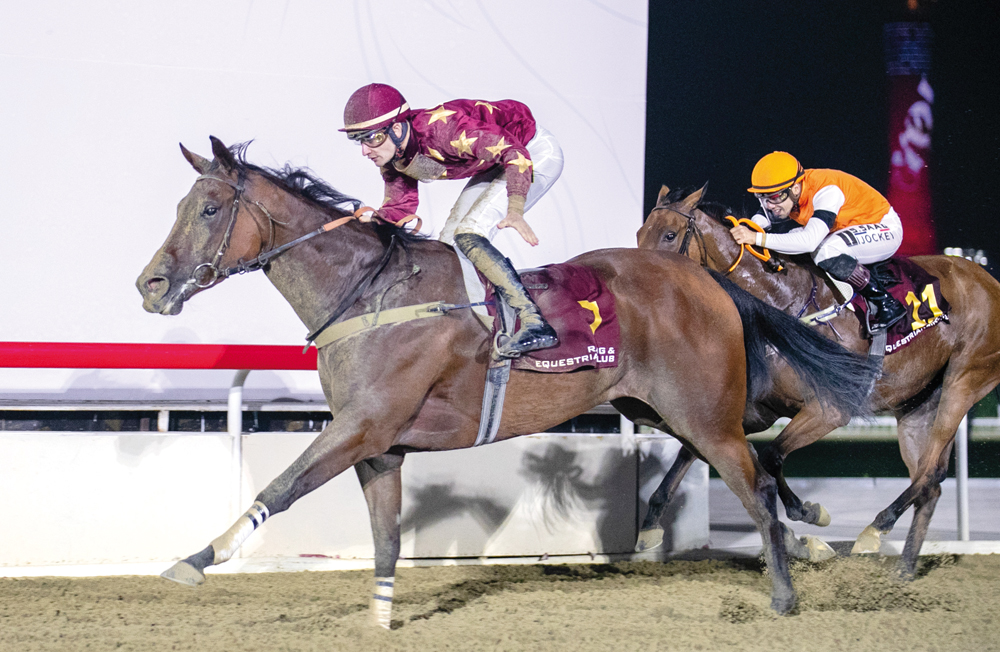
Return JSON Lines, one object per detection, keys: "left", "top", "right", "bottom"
{"left": 340, "top": 83, "right": 410, "bottom": 133}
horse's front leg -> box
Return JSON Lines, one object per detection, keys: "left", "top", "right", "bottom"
{"left": 160, "top": 412, "right": 392, "bottom": 586}
{"left": 355, "top": 453, "right": 404, "bottom": 629}
{"left": 760, "top": 401, "right": 846, "bottom": 527}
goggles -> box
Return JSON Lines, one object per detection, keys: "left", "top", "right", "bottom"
{"left": 347, "top": 127, "right": 390, "bottom": 148}
{"left": 754, "top": 188, "right": 792, "bottom": 205}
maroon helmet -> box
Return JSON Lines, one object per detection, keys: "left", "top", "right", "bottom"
{"left": 340, "top": 83, "right": 410, "bottom": 133}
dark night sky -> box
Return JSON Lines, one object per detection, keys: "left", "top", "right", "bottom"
{"left": 644, "top": 0, "right": 1000, "bottom": 258}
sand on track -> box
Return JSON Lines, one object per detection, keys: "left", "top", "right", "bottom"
{"left": 2, "top": 554, "right": 998, "bottom": 652}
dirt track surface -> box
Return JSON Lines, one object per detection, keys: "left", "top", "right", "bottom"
{"left": 2, "top": 554, "right": 998, "bottom": 652}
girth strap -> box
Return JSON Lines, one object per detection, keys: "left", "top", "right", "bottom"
{"left": 312, "top": 301, "right": 449, "bottom": 348}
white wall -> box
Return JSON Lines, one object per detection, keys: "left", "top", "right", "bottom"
{"left": 0, "top": 1, "right": 648, "bottom": 400}
{"left": 0, "top": 432, "right": 707, "bottom": 570}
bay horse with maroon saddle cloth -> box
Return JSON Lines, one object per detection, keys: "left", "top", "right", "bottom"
{"left": 136, "top": 138, "right": 879, "bottom": 622}
{"left": 637, "top": 184, "right": 1000, "bottom": 579}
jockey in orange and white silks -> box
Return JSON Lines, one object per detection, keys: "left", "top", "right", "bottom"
{"left": 340, "top": 83, "right": 563, "bottom": 357}
{"left": 730, "top": 151, "right": 906, "bottom": 331}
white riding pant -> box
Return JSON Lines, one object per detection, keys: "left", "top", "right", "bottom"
{"left": 438, "top": 126, "right": 564, "bottom": 244}
{"left": 813, "top": 208, "right": 903, "bottom": 267}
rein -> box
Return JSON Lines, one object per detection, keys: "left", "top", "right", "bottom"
{"left": 723, "top": 215, "right": 783, "bottom": 273}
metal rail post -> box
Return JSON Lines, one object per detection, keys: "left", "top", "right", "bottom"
{"left": 956, "top": 414, "right": 970, "bottom": 541}
{"left": 229, "top": 370, "right": 250, "bottom": 528}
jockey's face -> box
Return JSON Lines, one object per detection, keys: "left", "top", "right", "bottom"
{"left": 757, "top": 182, "right": 801, "bottom": 220}
{"left": 357, "top": 122, "right": 406, "bottom": 168}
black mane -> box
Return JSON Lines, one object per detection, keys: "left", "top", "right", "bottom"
{"left": 227, "top": 141, "right": 429, "bottom": 246}
{"left": 661, "top": 185, "right": 742, "bottom": 223}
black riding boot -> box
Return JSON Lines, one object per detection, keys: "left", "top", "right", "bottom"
{"left": 848, "top": 263, "right": 906, "bottom": 331}
{"left": 454, "top": 233, "right": 558, "bottom": 357}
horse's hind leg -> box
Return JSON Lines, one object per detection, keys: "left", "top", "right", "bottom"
{"left": 852, "top": 387, "right": 941, "bottom": 556}
{"left": 355, "top": 453, "right": 404, "bottom": 629}
{"left": 635, "top": 444, "right": 697, "bottom": 552}
{"left": 854, "top": 376, "right": 979, "bottom": 580}
{"left": 700, "top": 432, "right": 796, "bottom": 613}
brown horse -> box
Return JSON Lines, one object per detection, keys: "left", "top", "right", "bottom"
{"left": 637, "top": 184, "right": 1000, "bottom": 578}
{"left": 136, "top": 138, "right": 877, "bottom": 621}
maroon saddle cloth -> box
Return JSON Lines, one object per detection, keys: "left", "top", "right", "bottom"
{"left": 484, "top": 263, "right": 620, "bottom": 372}
{"left": 849, "top": 257, "right": 950, "bottom": 354}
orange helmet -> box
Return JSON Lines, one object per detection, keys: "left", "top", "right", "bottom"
{"left": 748, "top": 152, "right": 804, "bottom": 193}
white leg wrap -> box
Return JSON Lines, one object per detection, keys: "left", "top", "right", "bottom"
{"left": 210, "top": 501, "right": 269, "bottom": 564}
{"left": 369, "top": 576, "right": 394, "bottom": 629}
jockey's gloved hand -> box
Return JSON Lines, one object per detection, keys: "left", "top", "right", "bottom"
{"left": 497, "top": 195, "right": 538, "bottom": 246}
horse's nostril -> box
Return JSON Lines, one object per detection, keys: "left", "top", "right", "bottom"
{"left": 146, "top": 277, "right": 168, "bottom": 295}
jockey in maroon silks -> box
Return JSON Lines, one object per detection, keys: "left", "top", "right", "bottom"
{"left": 340, "top": 83, "right": 564, "bottom": 358}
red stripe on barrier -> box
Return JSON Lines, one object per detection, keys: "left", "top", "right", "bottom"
{"left": 0, "top": 342, "right": 318, "bottom": 370}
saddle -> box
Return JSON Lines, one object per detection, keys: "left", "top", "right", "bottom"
{"left": 483, "top": 263, "right": 621, "bottom": 372}
{"left": 848, "top": 258, "right": 950, "bottom": 354}
{"left": 470, "top": 262, "right": 620, "bottom": 448}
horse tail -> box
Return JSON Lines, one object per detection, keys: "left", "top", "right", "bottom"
{"left": 708, "top": 270, "right": 879, "bottom": 418}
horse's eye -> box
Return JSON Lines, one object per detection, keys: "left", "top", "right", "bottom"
{"left": 662, "top": 231, "right": 677, "bottom": 243}
{"left": 203, "top": 205, "right": 219, "bottom": 218}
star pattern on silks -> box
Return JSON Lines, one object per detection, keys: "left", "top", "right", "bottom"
{"left": 427, "top": 106, "right": 457, "bottom": 125}
{"left": 485, "top": 136, "right": 511, "bottom": 158}
{"left": 507, "top": 151, "right": 533, "bottom": 174}
{"left": 475, "top": 101, "right": 497, "bottom": 114}
{"left": 450, "top": 131, "right": 478, "bottom": 156}
{"left": 426, "top": 147, "right": 445, "bottom": 161}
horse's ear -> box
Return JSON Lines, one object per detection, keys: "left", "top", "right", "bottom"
{"left": 209, "top": 135, "right": 238, "bottom": 172}
{"left": 656, "top": 185, "right": 672, "bottom": 206}
{"left": 678, "top": 182, "right": 709, "bottom": 213}
{"left": 180, "top": 143, "right": 212, "bottom": 174}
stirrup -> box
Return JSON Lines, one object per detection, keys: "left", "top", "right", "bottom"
{"left": 496, "top": 325, "right": 558, "bottom": 359}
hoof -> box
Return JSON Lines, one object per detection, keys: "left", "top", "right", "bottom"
{"left": 802, "top": 535, "right": 836, "bottom": 562}
{"left": 160, "top": 560, "right": 206, "bottom": 586}
{"left": 635, "top": 527, "right": 664, "bottom": 552}
{"left": 804, "top": 502, "right": 832, "bottom": 527}
{"left": 770, "top": 593, "right": 796, "bottom": 615}
{"left": 851, "top": 525, "right": 884, "bottom": 554}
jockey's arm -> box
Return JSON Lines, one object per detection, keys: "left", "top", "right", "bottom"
{"left": 375, "top": 168, "right": 420, "bottom": 224}
{"left": 755, "top": 217, "right": 831, "bottom": 255}
{"left": 752, "top": 183, "right": 845, "bottom": 253}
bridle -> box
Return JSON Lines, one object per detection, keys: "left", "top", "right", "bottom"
{"left": 655, "top": 206, "right": 709, "bottom": 268}
{"left": 655, "top": 205, "right": 781, "bottom": 274}
{"left": 189, "top": 170, "right": 358, "bottom": 288}
{"left": 186, "top": 169, "right": 398, "bottom": 347}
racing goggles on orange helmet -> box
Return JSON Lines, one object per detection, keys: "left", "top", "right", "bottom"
{"left": 754, "top": 188, "right": 792, "bottom": 205}
{"left": 347, "top": 126, "right": 390, "bottom": 148}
